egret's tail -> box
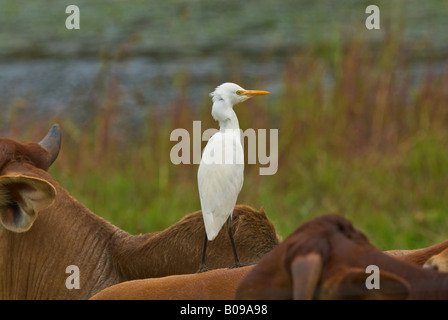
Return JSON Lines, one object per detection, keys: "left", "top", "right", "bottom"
{"left": 202, "top": 211, "right": 229, "bottom": 241}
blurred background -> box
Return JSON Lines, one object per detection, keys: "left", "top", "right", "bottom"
{"left": 1, "top": 0, "right": 447, "bottom": 250}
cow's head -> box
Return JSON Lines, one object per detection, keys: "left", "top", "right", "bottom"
{"left": 0, "top": 125, "right": 60, "bottom": 232}
{"left": 236, "top": 214, "right": 410, "bottom": 300}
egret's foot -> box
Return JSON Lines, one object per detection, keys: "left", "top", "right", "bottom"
{"left": 197, "top": 264, "right": 213, "bottom": 273}
{"left": 228, "top": 261, "right": 252, "bottom": 269}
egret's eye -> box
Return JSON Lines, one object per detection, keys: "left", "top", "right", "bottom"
{"left": 236, "top": 90, "right": 243, "bottom": 95}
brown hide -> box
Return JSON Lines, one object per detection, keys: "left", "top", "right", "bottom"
{"left": 386, "top": 240, "right": 448, "bottom": 266}
{"left": 236, "top": 214, "right": 448, "bottom": 300}
{"left": 0, "top": 139, "right": 50, "bottom": 172}
{"left": 0, "top": 125, "right": 60, "bottom": 172}
{"left": 424, "top": 248, "right": 448, "bottom": 272}
{"left": 0, "top": 126, "right": 279, "bottom": 299}
{"left": 90, "top": 266, "right": 255, "bottom": 300}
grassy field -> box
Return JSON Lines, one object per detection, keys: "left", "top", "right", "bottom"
{"left": 4, "top": 32, "right": 448, "bottom": 252}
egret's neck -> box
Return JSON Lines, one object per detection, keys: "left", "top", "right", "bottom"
{"left": 219, "top": 109, "right": 240, "bottom": 131}
{"left": 212, "top": 99, "right": 241, "bottom": 131}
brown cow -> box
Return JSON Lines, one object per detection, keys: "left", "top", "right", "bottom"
{"left": 423, "top": 247, "right": 448, "bottom": 272}
{"left": 236, "top": 214, "right": 448, "bottom": 300}
{"left": 0, "top": 125, "right": 279, "bottom": 299}
{"left": 90, "top": 266, "right": 255, "bottom": 300}
{"left": 386, "top": 240, "right": 448, "bottom": 266}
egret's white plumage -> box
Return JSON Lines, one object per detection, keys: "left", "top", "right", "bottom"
{"left": 198, "top": 83, "right": 270, "bottom": 244}
{"left": 198, "top": 131, "right": 244, "bottom": 240}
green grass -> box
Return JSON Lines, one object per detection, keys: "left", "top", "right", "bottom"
{"left": 5, "top": 32, "right": 448, "bottom": 252}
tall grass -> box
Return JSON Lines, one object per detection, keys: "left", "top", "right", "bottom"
{"left": 4, "top": 34, "right": 448, "bottom": 250}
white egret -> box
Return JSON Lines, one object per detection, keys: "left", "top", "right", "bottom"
{"left": 197, "top": 82, "right": 270, "bottom": 272}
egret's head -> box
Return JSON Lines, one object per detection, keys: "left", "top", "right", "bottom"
{"left": 210, "top": 82, "right": 270, "bottom": 107}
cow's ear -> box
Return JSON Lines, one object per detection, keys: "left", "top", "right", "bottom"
{"left": 290, "top": 252, "right": 322, "bottom": 299}
{"left": 0, "top": 174, "right": 56, "bottom": 232}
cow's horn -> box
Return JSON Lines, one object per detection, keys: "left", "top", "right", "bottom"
{"left": 38, "top": 124, "right": 61, "bottom": 168}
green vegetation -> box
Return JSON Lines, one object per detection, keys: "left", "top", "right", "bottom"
{"left": 5, "top": 32, "right": 446, "bottom": 252}
{"left": 2, "top": 1, "right": 448, "bottom": 252}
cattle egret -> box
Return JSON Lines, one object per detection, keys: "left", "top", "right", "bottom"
{"left": 197, "top": 82, "right": 270, "bottom": 272}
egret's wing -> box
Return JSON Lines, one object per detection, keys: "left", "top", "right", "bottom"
{"left": 198, "top": 133, "right": 244, "bottom": 240}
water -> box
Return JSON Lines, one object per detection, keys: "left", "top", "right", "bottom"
{"left": 0, "top": 56, "right": 282, "bottom": 120}
{"left": 0, "top": 0, "right": 447, "bottom": 122}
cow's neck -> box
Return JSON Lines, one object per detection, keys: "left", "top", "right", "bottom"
{"left": 111, "top": 226, "right": 203, "bottom": 280}
{"left": 0, "top": 173, "right": 246, "bottom": 299}
{"left": 0, "top": 178, "right": 123, "bottom": 299}
{"left": 110, "top": 212, "right": 248, "bottom": 281}
{"left": 0, "top": 174, "right": 205, "bottom": 299}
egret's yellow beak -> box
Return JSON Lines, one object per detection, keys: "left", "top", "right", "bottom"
{"left": 239, "top": 90, "right": 270, "bottom": 97}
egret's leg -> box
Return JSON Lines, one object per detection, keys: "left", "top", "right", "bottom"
{"left": 197, "top": 233, "right": 212, "bottom": 273}
{"left": 227, "top": 216, "right": 248, "bottom": 268}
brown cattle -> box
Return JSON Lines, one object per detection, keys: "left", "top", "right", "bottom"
{"left": 0, "top": 125, "right": 279, "bottom": 299}
{"left": 423, "top": 247, "right": 448, "bottom": 272}
{"left": 236, "top": 214, "right": 448, "bottom": 300}
{"left": 90, "top": 266, "right": 255, "bottom": 300}
{"left": 386, "top": 240, "right": 448, "bottom": 266}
